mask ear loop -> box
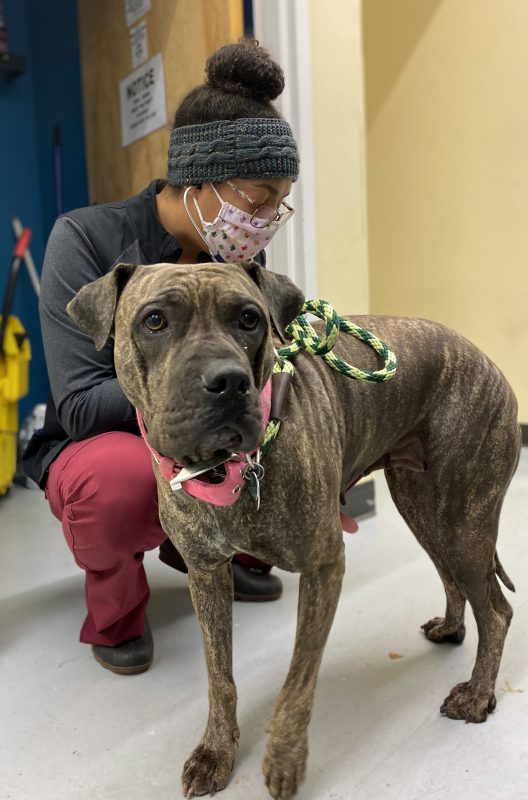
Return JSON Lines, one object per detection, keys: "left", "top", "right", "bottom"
{"left": 183, "top": 185, "right": 224, "bottom": 262}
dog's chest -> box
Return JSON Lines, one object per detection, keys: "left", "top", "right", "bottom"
{"left": 153, "top": 414, "right": 346, "bottom": 573}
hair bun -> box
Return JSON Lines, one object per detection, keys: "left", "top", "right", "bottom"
{"left": 206, "top": 39, "right": 285, "bottom": 104}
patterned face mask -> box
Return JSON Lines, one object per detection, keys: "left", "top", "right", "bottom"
{"left": 183, "top": 184, "right": 282, "bottom": 263}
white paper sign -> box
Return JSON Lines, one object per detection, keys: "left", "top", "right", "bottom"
{"left": 119, "top": 53, "right": 167, "bottom": 147}
{"left": 124, "top": 0, "right": 151, "bottom": 28}
{"left": 130, "top": 19, "right": 148, "bottom": 69}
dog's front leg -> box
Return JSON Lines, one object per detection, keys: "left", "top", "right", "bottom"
{"left": 182, "top": 562, "right": 238, "bottom": 798}
{"left": 263, "top": 545, "right": 346, "bottom": 800}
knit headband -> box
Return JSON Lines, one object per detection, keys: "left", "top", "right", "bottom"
{"left": 167, "top": 117, "right": 299, "bottom": 185}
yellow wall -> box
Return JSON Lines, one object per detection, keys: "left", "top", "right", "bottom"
{"left": 309, "top": 0, "right": 369, "bottom": 314}
{"left": 363, "top": 0, "right": 528, "bottom": 420}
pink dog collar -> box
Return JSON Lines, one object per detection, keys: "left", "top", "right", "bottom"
{"left": 136, "top": 376, "right": 358, "bottom": 531}
{"left": 136, "top": 379, "right": 272, "bottom": 507}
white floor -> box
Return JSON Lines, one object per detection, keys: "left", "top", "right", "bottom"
{"left": 1, "top": 453, "right": 527, "bottom": 800}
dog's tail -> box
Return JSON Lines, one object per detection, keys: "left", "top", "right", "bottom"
{"left": 495, "top": 551, "right": 516, "bottom": 592}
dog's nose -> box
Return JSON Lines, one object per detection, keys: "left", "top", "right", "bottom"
{"left": 201, "top": 361, "right": 250, "bottom": 398}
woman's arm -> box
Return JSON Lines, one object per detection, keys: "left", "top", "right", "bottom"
{"left": 40, "top": 215, "right": 137, "bottom": 441}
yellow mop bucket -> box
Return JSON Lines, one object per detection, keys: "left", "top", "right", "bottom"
{"left": 0, "top": 228, "right": 32, "bottom": 496}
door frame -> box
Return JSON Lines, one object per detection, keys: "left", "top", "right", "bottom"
{"left": 252, "top": 0, "right": 318, "bottom": 297}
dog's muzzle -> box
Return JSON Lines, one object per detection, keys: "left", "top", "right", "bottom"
{"left": 146, "top": 357, "right": 263, "bottom": 463}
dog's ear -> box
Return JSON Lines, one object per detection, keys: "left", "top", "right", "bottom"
{"left": 66, "top": 263, "right": 139, "bottom": 351}
{"left": 242, "top": 262, "right": 305, "bottom": 342}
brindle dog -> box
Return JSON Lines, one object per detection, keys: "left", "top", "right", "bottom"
{"left": 68, "top": 262, "right": 520, "bottom": 800}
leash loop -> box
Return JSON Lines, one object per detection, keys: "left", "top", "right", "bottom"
{"left": 278, "top": 299, "right": 340, "bottom": 358}
{"left": 282, "top": 299, "right": 397, "bottom": 382}
{"left": 261, "top": 299, "right": 397, "bottom": 457}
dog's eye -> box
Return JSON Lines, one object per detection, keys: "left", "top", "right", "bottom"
{"left": 239, "top": 309, "right": 260, "bottom": 331}
{"left": 143, "top": 311, "right": 167, "bottom": 333}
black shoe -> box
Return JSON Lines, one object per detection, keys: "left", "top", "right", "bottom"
{"left": 232, "top": 562, "right": 282, "bottom": 602}
{"left": 159, "top": 538, "right": 188, "bottom": 573}
{"left": 91, "top": 619, "right": 153, "bottom": 675}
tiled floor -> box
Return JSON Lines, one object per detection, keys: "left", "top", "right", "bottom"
{"left": 1, "top": 452, "right": 527, "bottom": 800}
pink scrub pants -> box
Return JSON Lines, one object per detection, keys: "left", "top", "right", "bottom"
{"left": 44, "top": 431, "right": 269, "bottom": 646}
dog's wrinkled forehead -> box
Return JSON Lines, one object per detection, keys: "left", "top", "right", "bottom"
{"left": 119, "top": 263, "right": 265, "bottom": 316}
{"left": 66, "top": 261, "right": 305, "bottom": 351}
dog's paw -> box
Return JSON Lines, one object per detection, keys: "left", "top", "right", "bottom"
{"left": 263, "top": 733, "right": 308, "bottom": 800}
{"left": 422, "top": 617, "right": 466, "bottom": 644}
{"left": 440, "top": 681, "right": 496, "bottom": 723}
{"left": 181, "top": 742, "right": 235, "bottom": 797}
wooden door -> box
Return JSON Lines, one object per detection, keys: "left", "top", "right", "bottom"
{"left": 78, "top": 0, "right": 243, "bottom": 203}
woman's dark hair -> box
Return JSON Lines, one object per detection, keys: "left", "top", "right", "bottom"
{"left": 172, "top": 39, "right": 284, "bottom": 128}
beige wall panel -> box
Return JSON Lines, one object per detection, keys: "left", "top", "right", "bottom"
{"left": 78, "top": 0, "right": 243, "bottom": 203}
{"left": 363, "top": 0, "right": 528, "bottom": 420}
{"left": 309, "top": 0, "right": 369, "bottom": 314}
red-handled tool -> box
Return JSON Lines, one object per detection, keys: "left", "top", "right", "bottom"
{"left": 13, "top": 227, "right": 32, "bottom": 259}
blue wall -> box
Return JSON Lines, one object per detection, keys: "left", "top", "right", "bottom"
{"left": 0, "top": 0, "right": 87, "bottom": 422}
{"left": 243, "top": 0, "right": 254, "bottom": 35}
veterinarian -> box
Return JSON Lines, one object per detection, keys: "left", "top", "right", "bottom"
{"left": 23, "top": 39, "right": 300, "bottom": 674}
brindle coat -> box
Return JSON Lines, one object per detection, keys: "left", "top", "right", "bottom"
{"left": 68, "top": 262, "right": 520, "bottom": 800}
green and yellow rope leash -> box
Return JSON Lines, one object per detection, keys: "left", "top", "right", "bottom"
{"left": 260, "top": 299, "right": 397, "bottom": 457}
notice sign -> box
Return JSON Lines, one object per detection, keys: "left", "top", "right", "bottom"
{"left": 124, "top": 0, "right": 150, "bottom": 28}
{"left": 119, "top": 52, "right": 167, "bottom": 147}
{"left": 130, "top": 19, "right": 148, "bottom": 68}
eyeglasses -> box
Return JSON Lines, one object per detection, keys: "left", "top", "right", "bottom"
{"left": 225, "top": 181, "right": 295, "bottom": 229}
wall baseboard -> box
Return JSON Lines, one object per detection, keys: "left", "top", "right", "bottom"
{"left": 342, "top": 479, "right": 375, "bottom": 521}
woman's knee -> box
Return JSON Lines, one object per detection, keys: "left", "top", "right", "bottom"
{"left": 50, "top": 432, "right": 164, "bottom": 554}
{"left": 63, "top": 432, "right": 156, "bottom": 503}
{"left": 89, "top": 433, "right": 157, "bottom": 509}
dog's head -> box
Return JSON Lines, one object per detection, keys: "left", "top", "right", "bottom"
{"left": 67, "top": 262, "right": 304, "bottom": 463}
